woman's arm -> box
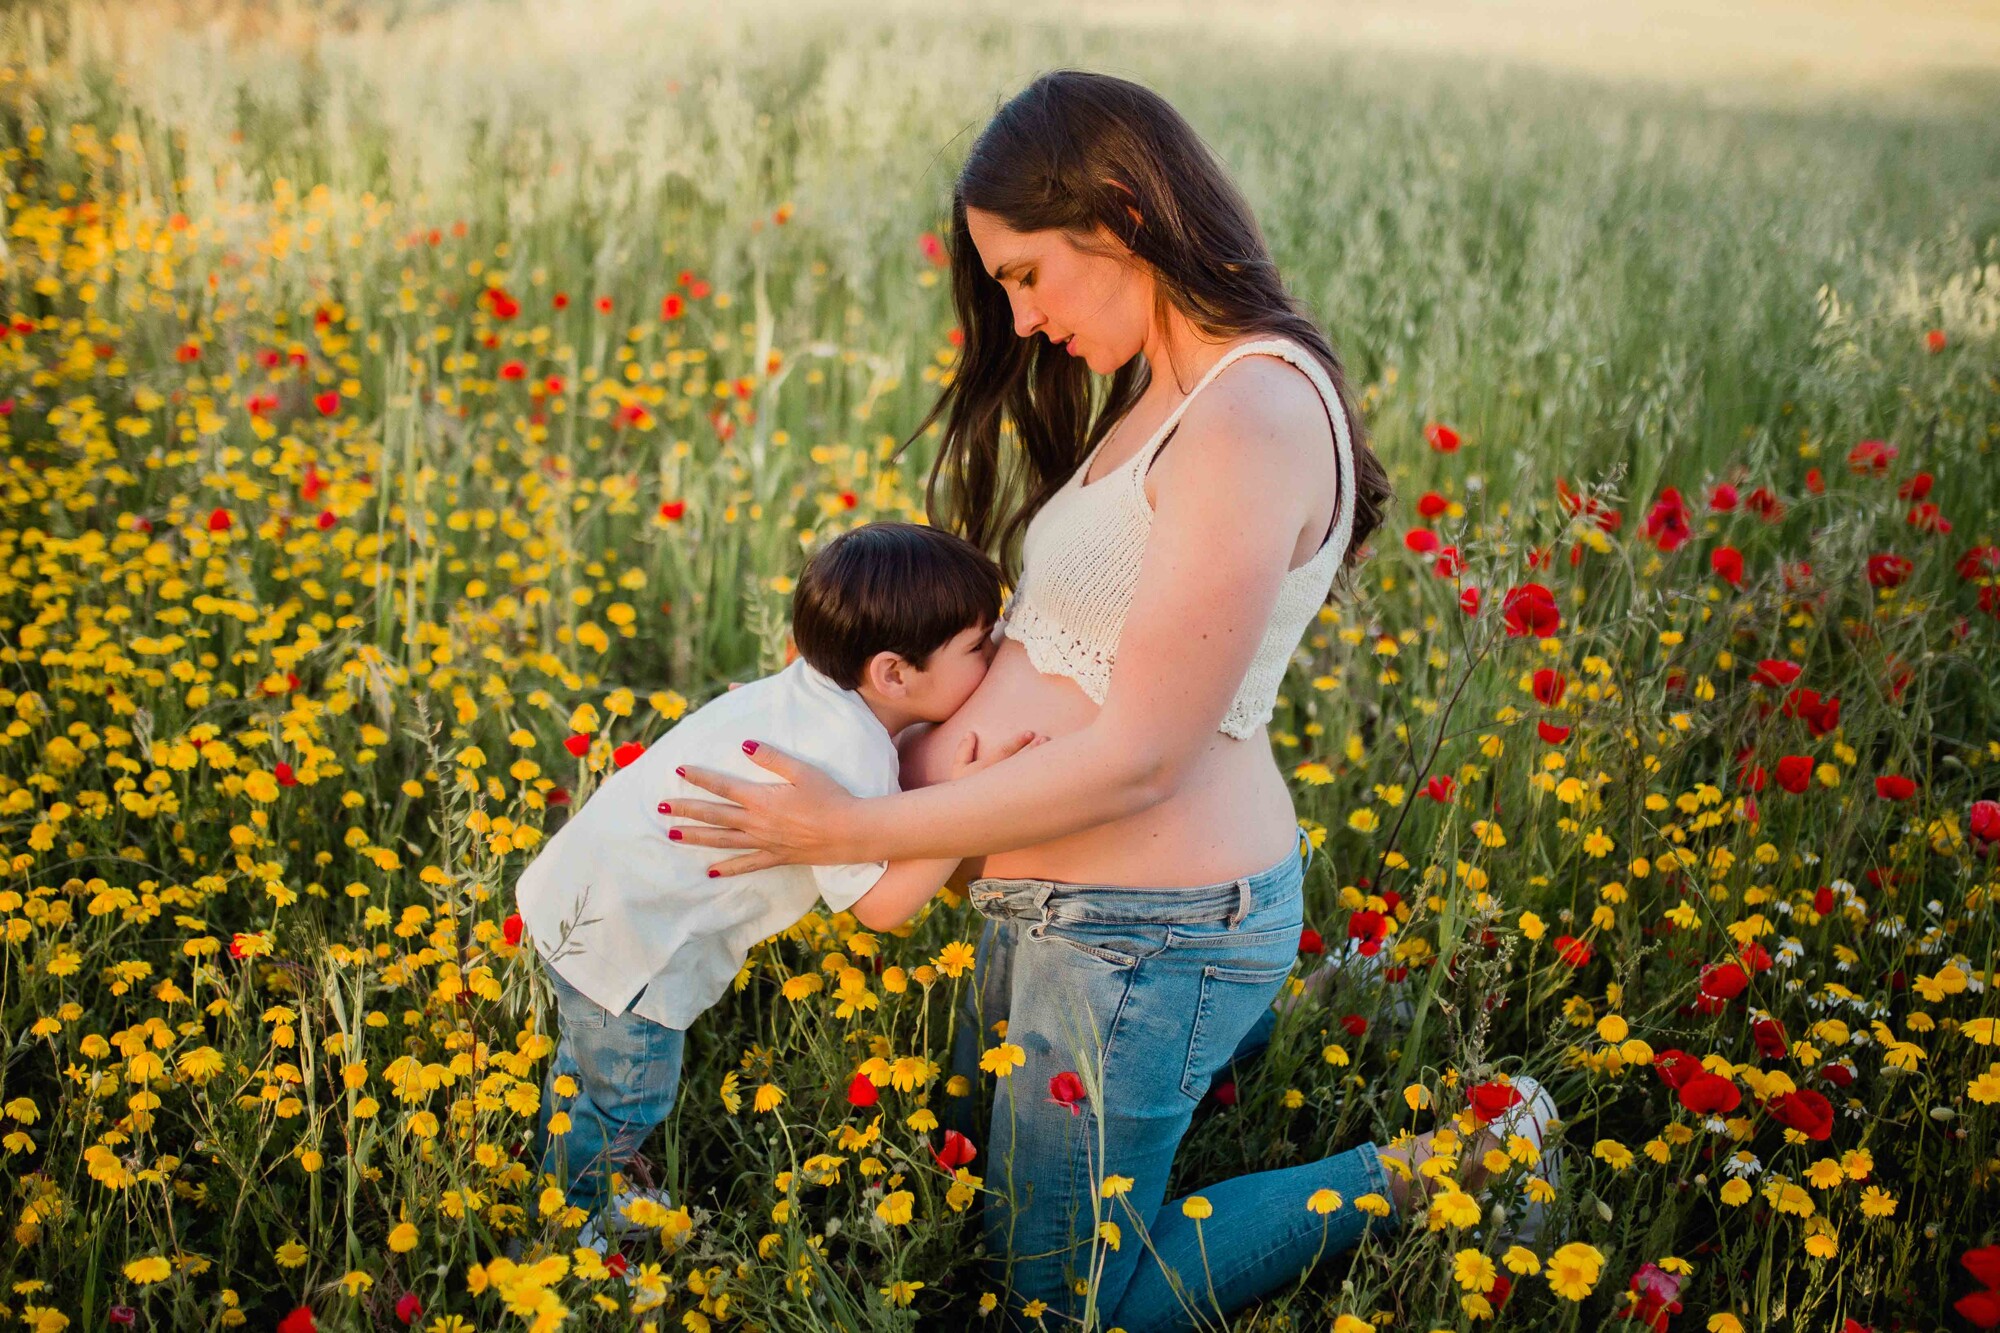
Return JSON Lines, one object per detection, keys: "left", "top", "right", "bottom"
{"left": 668, "top": 371, "right": 1330, "bottom": 869}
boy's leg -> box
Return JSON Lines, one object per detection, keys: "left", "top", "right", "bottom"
{"left": 536, "top": 964, "right": 686, "bottom": 1221}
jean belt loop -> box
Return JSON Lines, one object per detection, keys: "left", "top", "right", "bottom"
{"left": 1229, "top": 876, "right": 1252, "bottom": 928}
{"left": 1027, "top": 883, "right": 1057, "bottom": 939}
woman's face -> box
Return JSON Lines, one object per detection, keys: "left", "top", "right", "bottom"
{"left": 964, "top": 206, "right": 1151, "bottom": 375}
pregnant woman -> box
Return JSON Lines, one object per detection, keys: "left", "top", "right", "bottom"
{"left": 665, "top": 70, "right": 1557, "bottom": 1331}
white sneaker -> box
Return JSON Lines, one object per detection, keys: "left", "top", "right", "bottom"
{"left": 578, "top": 1185, "right": 674, "bottom": 1252}
{"left": 1486, "top": 1075, "right": 1562, "bottom": 1244}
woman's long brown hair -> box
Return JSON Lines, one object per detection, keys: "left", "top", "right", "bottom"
{"left": 899, "top": 69, "right": 1392, "bottom": 589}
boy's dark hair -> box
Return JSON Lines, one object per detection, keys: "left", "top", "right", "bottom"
{"left": 791, "top": 521, "right": 1004, "bottom": 689}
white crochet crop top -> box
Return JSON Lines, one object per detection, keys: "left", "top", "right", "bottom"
{"left": 999, "top": 337, "right": 1357, "bottom": 740}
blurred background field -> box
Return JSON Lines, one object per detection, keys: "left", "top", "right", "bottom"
{"left": 2, "top": 0, "right": 1999, "bottom": 1329}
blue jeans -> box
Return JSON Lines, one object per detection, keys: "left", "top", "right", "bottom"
{"left": 532, "top": 960, "right": 687, "bottom": 1219}
{"left": 950, "top": 837, "right": 1397, "bottom": 1332}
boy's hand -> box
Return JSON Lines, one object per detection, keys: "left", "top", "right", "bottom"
{"left": 947, "top": 729, "right": 1049, "bottom": 781}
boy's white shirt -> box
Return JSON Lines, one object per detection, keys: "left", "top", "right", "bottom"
{"left": 515, "top": 657, "right": 899, "bottom": 1029}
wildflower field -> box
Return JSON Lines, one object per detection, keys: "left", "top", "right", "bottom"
{"left": 3, "top": 1, "right": 2000, "bottom": 1329}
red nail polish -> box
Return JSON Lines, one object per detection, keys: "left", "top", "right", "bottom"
{"left": 668, "top": 829, "right": 683, "bottom": 841}
{"left": 658, "top": 802, "right": 672, "bottom": 815}
{"left": 707, "top": 868, "right": 720, "bottom": 878}
{"left": 742, "top": 740, "right": 759, "bottom": 755}
{"left": 675, "top": 766, "right": 686, "bottom": 777}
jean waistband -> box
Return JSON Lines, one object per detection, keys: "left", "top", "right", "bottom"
{"left": 968, "top": 831, "right": 1314, "bottom": 930}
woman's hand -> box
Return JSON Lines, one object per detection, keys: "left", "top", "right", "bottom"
{"left": 946, "top": 728, "right": 1050, "bottom": 781}
{"left": 662, "top": 742, "right": 860, "bottom": 876}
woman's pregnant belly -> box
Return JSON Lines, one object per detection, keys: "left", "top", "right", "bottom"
{"left": 899, "top": 636, "right": 1303, "bottom": 887}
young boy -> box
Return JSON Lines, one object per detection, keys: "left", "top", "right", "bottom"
{"left": 515, "top": 521, "right": 1034, "bottom": 1251}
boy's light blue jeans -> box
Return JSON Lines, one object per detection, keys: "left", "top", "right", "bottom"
{"left": 532, "top": 960, "right": 687, "bottom": 1220}
{"left": 949, "top": 836, "right": 1397, "bottom": 1332}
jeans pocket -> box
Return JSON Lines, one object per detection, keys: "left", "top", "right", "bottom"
{"left": 1034, "top": 916, "right": 1173, "bottom": 969}
{"left": 1180, "top": 960, "right": 1296, "bottom": 1103}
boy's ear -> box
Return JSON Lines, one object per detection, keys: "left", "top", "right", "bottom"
{"left": 862, "top": 649, "right": 911, "bottom": 697}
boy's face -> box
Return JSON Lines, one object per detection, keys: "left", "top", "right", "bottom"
{"left": 898, "top": 620, "right": 997, "bottom": 722}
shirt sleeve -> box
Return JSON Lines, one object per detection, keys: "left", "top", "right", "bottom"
{"left": 810, "top": 860, "right": 888, "bottom": 914}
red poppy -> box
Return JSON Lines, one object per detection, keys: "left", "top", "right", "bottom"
{"left": 1866, "top": 553, "right": 1913, "bottom": 588}
{"left": 1417, "top": 490, "right": 1449, "bottom": 518}
{"left": 1677, "top": 1071, "right": 1741, "bottom": 1116}
{"left": 1616, "top": 1262, "right": 1686, "bottom": 1331}
{"left": 659, "top": 500, "right": 687, "bottom": 521}
{"left": 1698, "top": 961, "right": 1748, "bottom": 1005}
{"left": 1812, "top": 885, "right": 1836, "bottom": 916}
{"left": 1459, "top": 586, "right": 1482, "bottom": 616}
{"left": 1423, "top": 775, "right": 1457, "bottom": 802}
{"left": 1467, "top": 1081, "right": 1522, "bottom": 1125}
{"left": 501, "top": 913, "right": 524, "bottom": 947}
{"left": 1804, "top": 466, "right": 1826, "bottom": 494}
{"left": 314, "top": 391, "right": 341, "bottom": 416}
{"left": 1048, "top": 1071, "right": 1086, "bottom": 1115}
{"left": 547, "top": 787, "right": 570, "bottom": 807}
{"left": 1341, "top": 1014, "right": 1368, "bottom": 1038}
{"left": 207, "top": 507, "right": 232, "bottom": 533}
{"left": 1348, "top": 909, "right": 1389, "bottom": 957}
{"left": 1298, "top": 926, "right": 1324, "bottom": 955}
{"left": 846, "top": 1071, "right": 879, "bottom": 1108}
{"left": 1537, "top": 720, "right": 1572, "bottom": 744}
{"left": 1768, "top": 1088, "right": 1834, "bottom": 1139}
{"left": 1531, "top": 669, "right": 1567, "bottom": 707}
{"left": 1873, "top": 774, "right": 1917, "bottom": 801}
{"left": 1752, "top": 1018, "right": 1788, "bottom": 1060}
{"left": 1750, "top": 658, "right": 1801, "bottom": 687}
{"left": 1501, "top": 583, "right": 1561, "bottom": 638}
{"left": 396, "top": 1292, "right": 422, "bottom": 1326}
{"left": 1653, "top": 1049, "right": 1701, "bottom": 1090}
{"left": 1211, "top": 1078, "right": 1239, "bottom": 1106}
{"left": 1971, "top": 799, "right": 2000, "bottom": 853}
{"left": 1782, "top": 687, "right": 1841, "bottom": 737}
{"left": 1964, "top": 1244, "right": 2000, "bottom": 1292}
{"left": 1552, "top": 935, "right": 1593, "bottom": 967}
{"left": 563, "top": 734, "right": 591, "bottom": 757}
{"left": 316, "top": 509, "right": 337, "bottom": 530}
{"left": 1404, "top": 527, "right": 1440, "bottom": 555}
{"left": 1424, "top": 422, "right": 1461, "bottom": 452}
{"left": 277, "top": 1309, "right": 317, "bottom": 1333}
{"left": 1927, "top": 328, "right": 1948, "bottom": 353}
{"left": 1959, "top": 545, "right": 2000, "bottom": 581}
{"left": 275, "top": 762, "right": 298, "bottom": 787}
{"left": 1959, "top": 1289, "right": 2000, "bottom": 1330}
{"left": 1709, "top": 483, "right": 1739, "bottom": 511}
{"left": 1434, "top": 546, "right": 1463, "bottom": 578}
{"left": 1897, "top": 471, "right": 1934, "bottom": 501}
{"left": 1746, "top": 486, "right": 1784, "bottom": 521}
{"left": 932, "top": 1129, "right": 977, "bottom": 1171}
{"left": 1711, "top": 546, "right": 1744, "bottom": 588}
{"left": 612, "top": 742, "right": 645, "bottom": 769}
{"left": 1906, "top": 501, "right": 1951, "bottom": 534}
{"left": 1642, "top": 488, "right": 1692, "bottom": 552}
{"left": 1847, "top": 438, "right": 1897, "bottom": 475}
{"left": 1774, "top": 755, "right": 1813, "bottom": 794}
{"left": 660, "top": 294, "right": 686, "bottom": 321}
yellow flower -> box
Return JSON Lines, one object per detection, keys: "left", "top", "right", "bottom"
{"left": 1502, "top": 1245, "right": 1541, "bottom": 1275}
{"left": 1353, "top": 1192, "right": 1392, "bottom": 1217}
{"left": 1306, "top": 1189, "right": 1343, "bottom": 1215}
{"left": 1453, "top": 1248, "right": 1497, "bottom": 1292}
{"left": 1969, "top": 1062, "right": 2000, "bottom": 1105}
{"left": 1404, "top": 1083, "right": 1433, "bottom": 1112}
{"left": 1708, "top": 1316, "right": 1745, "bottom": 1333}
{"left": 1427, "top": 1188, "right": 1481, "bottom": 1231}
{"left": 1805, "top": 1159, "right": 1846, "bottom": 1189}
{"left": 980, "top": 1043, "right": 1026, "bottom": 1077}
{"left": 123, "top": 1255, "right": 172, "bottom": 1285}
{"left": 275, "top": 1241, "right": 309, "bottom": 1268}
{"left": 1098, "top": 1220, "right": 1121, "bottom": 1250}
{"left": 753, "top": 1083, "right": 785, "bottom": 1114}
{"left": 875, "top": 1190, "right": 914, "bottom": 1226}
{"left": 878, "top": 1279, "right": 924, "bottom": 1306}
{"left": 1858, "top": 1186, "right": 1897, "bottom": 1218}
{"left": 1333, "top": 1317, "right": 1374, "bottom": 1333}
{"left": 1593, "top": 1139, "right": 1634, "bottom": 1171}
{"left": 387, "top": 1221, "right": 419, "bottom": 1253}
{"left": 1100, "top": 1175, "right": 1134, "bottom": 1199}
{"left": 1596, "top": 1014, "right": 1629, "bottom": 1043}
{"left": 933, "top": 941, "right": 976, "bottom": 978}
{"left": 1518, "top": 912, "right": 1546, "bottom": 941}
{"left": 1545, "top": 1242, "right": 1605, "bottom": 1301}
{"left": 1719, "top": 1178, "right": 1752, "bottom": 1207}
